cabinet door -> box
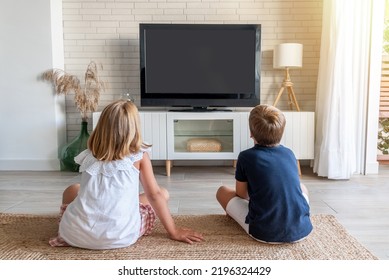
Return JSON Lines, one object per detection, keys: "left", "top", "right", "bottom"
{"left": 239, "top": 112, "right": 252, "bottom": 151}
{"left": 167, "top": 112, "right": 240, "bottom": 160}
{"left": 139, "top": 112, "right": 167, "bottom": 160}
{"left": 92, "top": 112, "right": 101, "bottom": 130}
{"left": 281, "top": 112, "right": 314, "bottom": 160}
{"left": 239, "top": 111, "right": 315, "bottom": 160}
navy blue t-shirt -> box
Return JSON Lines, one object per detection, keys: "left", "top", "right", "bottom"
{"left": 235, "top": 144, "right": 312, "bottom": 242}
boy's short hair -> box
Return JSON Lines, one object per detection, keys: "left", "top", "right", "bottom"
{"left": 249, "top": 105, "right": 286, "bottom": 146}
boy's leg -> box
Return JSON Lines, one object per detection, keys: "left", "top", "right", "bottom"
{"left": 300, "top": 183, "right": 310, "bottom": 204}
{"left": 217, "top": 186, "right": 250, "bottom": 233}
{"left": 300, "top": 183, "right": 309, "bottom": 196}
{"left": 216, "top": 185, "right": 236, "bottom": 210}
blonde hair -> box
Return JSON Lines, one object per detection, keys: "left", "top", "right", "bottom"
{"left": 249, "top": 104, "right": 286, "bottom": 147}
{"left": 88, "top": 100, "right": 148, "bottom": 161}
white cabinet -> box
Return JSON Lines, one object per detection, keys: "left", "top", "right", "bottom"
{"left": 139, "top": 112, "right": 167, "bottom": 160}
{"left": 239, "top": 111, "right": 315, "bottom": 160}
{"left": 166, "top": 112, "right": 240, "bottom": 160}
{"left": 281, "top": 112, "right": 315, "bottom": 160}
{"left": 93, "top": 110, "right": 315, "bottom": 176}
{"left": 165, "top": 112, "right": 241, "bottom": 176}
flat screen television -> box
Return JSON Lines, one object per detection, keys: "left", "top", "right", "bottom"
{"left": 139, "top": 23, "right": 261, "bottom": 111}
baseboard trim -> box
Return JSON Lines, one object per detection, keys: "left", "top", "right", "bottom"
{"left": 0, "top": 159, "right": 60, "bottom": 171}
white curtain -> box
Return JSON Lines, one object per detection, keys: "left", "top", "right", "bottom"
{"left": 313, "top": 0, "right": 372, "bottom": 179}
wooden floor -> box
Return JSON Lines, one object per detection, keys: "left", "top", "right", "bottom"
{"left": 1, "top": 164, "right": 389, "bottom": 259}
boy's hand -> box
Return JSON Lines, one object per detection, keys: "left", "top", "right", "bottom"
{"left": 169, "top": 228, "right": 204, "bottom": 244}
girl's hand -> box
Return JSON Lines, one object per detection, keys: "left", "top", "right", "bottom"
{"left": 169, "top": 228, "right": 204, "bottom": 244}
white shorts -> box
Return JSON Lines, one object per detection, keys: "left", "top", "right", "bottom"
{"left": 225, "top": 193, "right": 309, "bottom": 243}
{"left": 225, "top": 197, "right": 250, "bottom": 234}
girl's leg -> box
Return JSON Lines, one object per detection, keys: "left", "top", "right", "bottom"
{"left": 62, "top": 183, "right": 80, "bottom": 204}
{"left": 138, "top": 188, "right": 169, "bottom": 236}
{"left": 50, "top": 184, "right": 80, "bottom": 247}
{"left": 216, "top": 185, "right": 237, "bottom": 211}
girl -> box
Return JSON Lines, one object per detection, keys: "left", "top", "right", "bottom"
{"left": 50, "top": 100, "right": 203, "bottom": 249}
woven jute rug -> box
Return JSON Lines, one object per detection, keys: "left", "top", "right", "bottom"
{"left": 0, "top": 213, "right": 377, "bottom": 260}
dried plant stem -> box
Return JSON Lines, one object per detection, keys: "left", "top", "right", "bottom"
{"left": 42, "top": 61, "right": 105, "bottom": 122}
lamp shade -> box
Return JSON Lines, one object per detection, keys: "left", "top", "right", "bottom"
{"left": 273, "top": 43, "right": 303, "bottom": 69}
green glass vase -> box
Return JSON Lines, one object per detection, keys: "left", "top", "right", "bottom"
{"left": 60, "top": 121, "right": 90, "bottom": 172}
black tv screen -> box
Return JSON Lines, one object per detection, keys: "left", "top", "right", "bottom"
{"left": 140, "top": 23, "right": 261, "bottom": 110}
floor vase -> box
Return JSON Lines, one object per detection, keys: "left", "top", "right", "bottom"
{"left": 60, "top": 121, "right": 89, "bottom": 172}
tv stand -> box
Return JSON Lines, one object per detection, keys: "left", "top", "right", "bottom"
{"left": 169, "top": 107, "right": 232, "bottom": 112}
{"left": 93, "top": 110, "right": 315, "bottom": 176}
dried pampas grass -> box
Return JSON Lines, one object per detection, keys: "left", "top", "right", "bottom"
{"left": 42, "top": 61, "right": 105, "bottom": 121}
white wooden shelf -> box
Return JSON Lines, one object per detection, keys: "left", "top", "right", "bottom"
{"left": 93, "top": 110, "right": 315, "bottom": 176}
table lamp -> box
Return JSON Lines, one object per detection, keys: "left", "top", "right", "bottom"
{"left": 273, "top": 43, "right": 303, "bottom": 111}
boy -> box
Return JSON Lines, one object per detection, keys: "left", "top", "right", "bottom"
{"left": 216, "top": 105, "right": 312, "bottom": 243}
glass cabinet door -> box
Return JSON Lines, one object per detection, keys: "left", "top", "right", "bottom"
{"left": 173, "top": 119, "right": 234, "bottom": 153}
{"left": 167, "top": 112, "right": 239, "bottom": 160}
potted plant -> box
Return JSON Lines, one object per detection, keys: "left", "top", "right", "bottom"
{"left": 42, "top": 61, "right": 105, "bottom": 171}
{"left": 378, "top": 118, "right": 389, "bottom": 156}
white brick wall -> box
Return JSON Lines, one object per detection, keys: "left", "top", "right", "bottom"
{"left": 62, "top": 0, "right": 322, "bottom": 140}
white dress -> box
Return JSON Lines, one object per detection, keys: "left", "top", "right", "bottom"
{"left": 58, "top": 149, "right": 146, "bottom": 249}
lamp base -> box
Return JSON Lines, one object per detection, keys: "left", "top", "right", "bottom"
{"left": 273, "top": 83, "right": 300, "bottom": 111}
{"left": 273, "top": 68, "right": 300, "bottom": 111}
